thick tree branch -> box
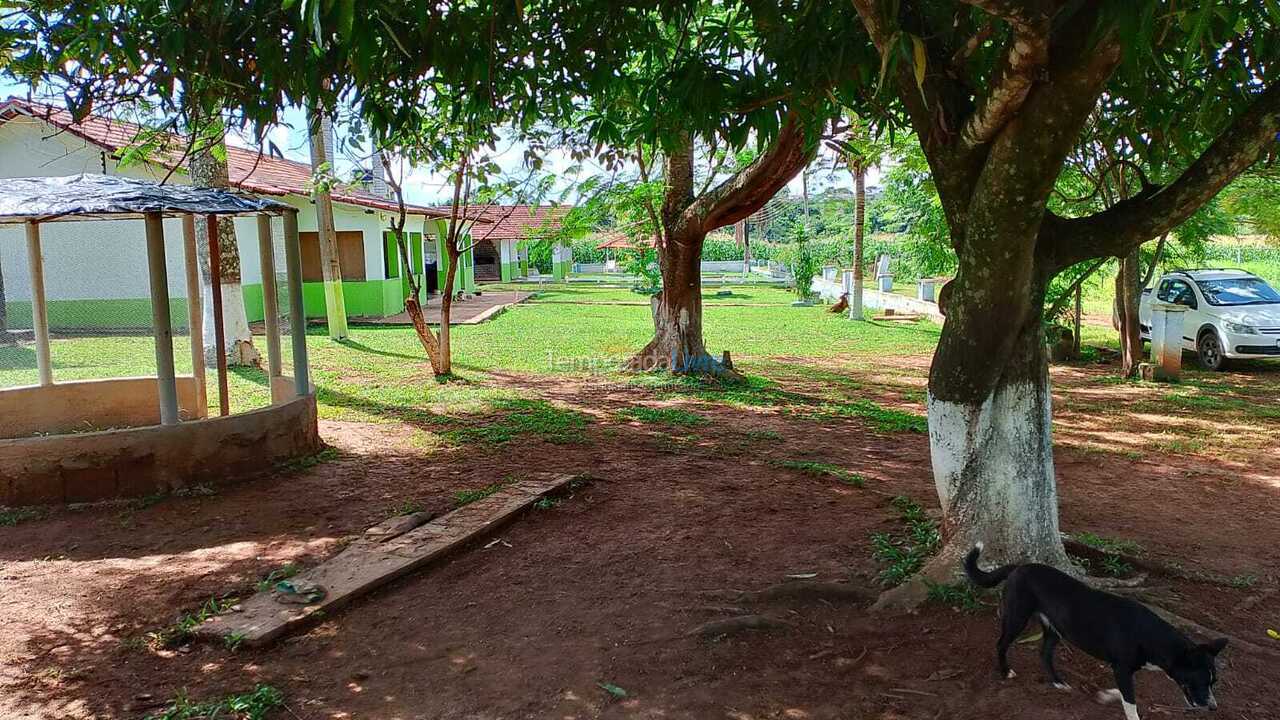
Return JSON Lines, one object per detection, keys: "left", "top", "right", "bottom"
{"left": 955, "top": 0, "right": 1053, "bottom": 29}
{"left": 849, "top": 0, "right": 983, "bottom": 238}
{"left": 681, "top": 113, "right": 817, "bottom": 233}
{"left": 1045, "top": 82, "right": 1280, "bottom": 270}
{"left": 959, "top": 27, "right": 1048, "bottom": 147}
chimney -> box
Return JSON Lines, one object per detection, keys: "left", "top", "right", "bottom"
{"left": 370, "top": 152, "right": 390, "bottom": 198}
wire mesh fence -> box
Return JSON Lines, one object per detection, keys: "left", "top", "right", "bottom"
{"left": 0, "top": 213, "right": 295, "bottom": 418}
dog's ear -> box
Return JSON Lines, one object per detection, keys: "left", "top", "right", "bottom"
{"left": 1202, "top": 638, "right": 1229, "bottom": 657}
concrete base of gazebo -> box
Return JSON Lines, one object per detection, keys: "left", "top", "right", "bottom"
{"left": 0, "top": 376, "right": 207, "bottom": 438}
{"left": 0, "top": 175, "right": 320, "bottom": 508}
{"left": 0, "top": 395, "right": 321, "bottom": 506}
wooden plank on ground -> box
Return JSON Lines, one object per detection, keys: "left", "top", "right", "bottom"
{"left": 195, "top": 473, "right": 577, "bottom": 647}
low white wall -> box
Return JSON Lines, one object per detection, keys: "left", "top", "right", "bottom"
{"left": 811, "top": 275, "right": 945, "bottom": 323}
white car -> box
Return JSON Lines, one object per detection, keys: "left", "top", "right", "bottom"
{"left": 1139, "top": 269, "right": 1280, "bottom": 370}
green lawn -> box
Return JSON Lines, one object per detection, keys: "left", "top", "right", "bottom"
{"left": 0, "top": 285, "right": 942, "bottom": 424}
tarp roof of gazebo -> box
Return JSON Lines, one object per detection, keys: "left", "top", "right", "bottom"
{"left": 0, "top": 174, "right": 291, "bottom": 224}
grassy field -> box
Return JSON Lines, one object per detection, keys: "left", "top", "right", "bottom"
{"left": 6, "top": 279, "right": 1276, "bottom": 436}
{"left": 0, "top": 284, "right": 942, "bottom": 423}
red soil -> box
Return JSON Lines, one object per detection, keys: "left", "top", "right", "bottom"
{"left": 1, "top": 368, "right": 1277, "bottom": 720}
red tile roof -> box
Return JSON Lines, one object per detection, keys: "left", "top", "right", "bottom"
{"left": 0, "top": 98, "right": 447, "bottom": 218}
{"left": 462, "top": 204, "right": 570, "bottom": 241}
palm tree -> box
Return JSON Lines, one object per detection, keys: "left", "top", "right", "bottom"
{"left": 828, "top": 119, "right": 891, "bottom": 320}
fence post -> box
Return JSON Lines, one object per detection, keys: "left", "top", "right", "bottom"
{"left": 24, "top": 221, "right": 53, "bottom": 386}
{"left": 144, "top": 212, "right": 180, "bottom": 425}
{"left": 283, "top": 209, "right": 311, "bottom": 397}
{"left": 257, "top": 214, "right": 284, "bottom": 390}
{"left": 181, "top": 215, "right": 207, "bottom": 417}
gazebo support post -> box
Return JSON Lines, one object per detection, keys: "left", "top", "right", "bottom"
{"left": 283, "top": 209, "right": 311, "bottom": 397}
{"left": 256, "top": 214, "right": 283, "bottom": 394}
{"left": 206, "top": 214, "right": 230, "bottom": 416}
{"left": 23, "top": 220, "right": 52, "bottom": 386}
{"left": 144, "top": 212, "right": 180, "bottom": 425}
{"left": 182, "top": 215, "right": 207, "bottom": 417}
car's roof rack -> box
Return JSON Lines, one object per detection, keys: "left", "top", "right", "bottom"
{"left": 1166, "top": 267, "right": 1255, "bottom": 276}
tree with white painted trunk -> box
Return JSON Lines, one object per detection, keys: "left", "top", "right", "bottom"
{"left": 846, "top": 1, "right": 1280, "bottom": 599}
{"left": 188, "top": 128, "right": 260, "bottom": 368}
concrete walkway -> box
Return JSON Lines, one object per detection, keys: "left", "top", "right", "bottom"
{"left": 314, "top": 291, "right": 532, "bottom": 327}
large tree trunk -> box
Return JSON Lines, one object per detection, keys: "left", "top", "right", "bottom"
{"left": 1116, "top": 249, "right": 1143, "bottom": 377}
{"left": 190, "top": 136, "right": 260, "bottom": 368}
{"left": 849, "top": 165, "right": 866, "bottom": 320}
{"left": 928, "top": 320, "right": 1068, "bottom": 567}
{"left": 876, "top": 272, "right": 1073, "bottom": 611}
{"left": 626, "top": 117, "right": 815, "bottom": 376}
{"left": 630, "top": 229, "right": 716, "bottom": 373}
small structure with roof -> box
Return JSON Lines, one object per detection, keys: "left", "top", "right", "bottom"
{"left": 0, "top": 97, "right": 451, "bottom": 321}
{"left": 0, "top": 174, "right": 322, "bottom": 507}
{"left": 455, "top": 205, "right": 569, "bottom": 283}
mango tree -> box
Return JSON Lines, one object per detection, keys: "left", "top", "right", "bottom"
{"left": 845, "top": 0, "right": 1279, "bottom": 592}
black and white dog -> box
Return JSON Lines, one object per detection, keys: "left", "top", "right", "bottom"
{"left": 965, "top": 543, "right": 1227, "bottom": 720}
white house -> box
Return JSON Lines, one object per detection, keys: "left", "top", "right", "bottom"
{"left": 0, "top": 98, "right": 462, "bottom": 329}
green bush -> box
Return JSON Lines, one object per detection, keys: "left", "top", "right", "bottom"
{"left": 701, "top": 235, "right": 744, "bottom": 261}
{"left": 790, "top": 234, "right": 819, "bottom": 301}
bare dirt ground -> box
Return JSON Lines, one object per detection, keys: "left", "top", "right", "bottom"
{"left": 2, "top": 360, "right": 1278, "bottom": 720}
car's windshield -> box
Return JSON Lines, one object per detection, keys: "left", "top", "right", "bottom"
{"left": 1194, "top": 277, "right": 1280, "bottom": 306}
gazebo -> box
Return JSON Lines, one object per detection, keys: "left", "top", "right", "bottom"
{"left": 0, "top": 174, "right": 322, "bottom": 506}
{"left": 594, "top": 232, "right": 653, "bottom": 273}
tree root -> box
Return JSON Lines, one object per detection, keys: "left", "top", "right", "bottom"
{"left": 1063, "top": 537, "right": 1255, "bottom": 588}
{"left": 1084, "top": 573, "right": 1148, "bottom": 589}
{"left": 623, "top": 341, "right": 744, "bottom": 380}
{"left": 1140, "top": 600, "right": 1280, "bottom": 660}
{"left": 736, "top": 580, "right": 874, "bottom": 606}
{"left": 689, "top": 614, "right": 789, "bottom": 639}
{"left": 1239, "top": 588, "right": 1277, "bottom": 612}
{"left": 870, "top": 546, "right": 975, "bottom": 614}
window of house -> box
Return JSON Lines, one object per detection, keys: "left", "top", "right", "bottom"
{"left": 300, "top": 231, "right": 367, "bottom": 282}
{"left": 383, "top": 231, "right": 425, "bottom": 278}
{"left": 383, "top": 232, "right": 400, "bottom": 279}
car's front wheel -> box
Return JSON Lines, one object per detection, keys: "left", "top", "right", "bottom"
{"left": 1198, "top": 331, "right": 1230, "bottom": 371}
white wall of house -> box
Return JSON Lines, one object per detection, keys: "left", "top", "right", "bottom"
{"left": 0, "top": 115, "right": 412, "bottom": 304}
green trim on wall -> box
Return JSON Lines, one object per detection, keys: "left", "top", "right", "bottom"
{"left": 242, "top": 283, "right": 266, "bottom": 323}
{"left": 3, "top": 298, "right": 189, "bottom": 332}
{"left": 4, "top": 277, "right": 419, "bottom": 335}
{"left": 501, "top": 260, "right": 515, "bottom": 282}
{"left": 246, "top": 278, "right": 404, "bottom": 321}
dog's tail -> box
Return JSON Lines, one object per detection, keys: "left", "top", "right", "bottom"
{"left": 963, "top": 542, "right": 1017, "bottom": 588}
